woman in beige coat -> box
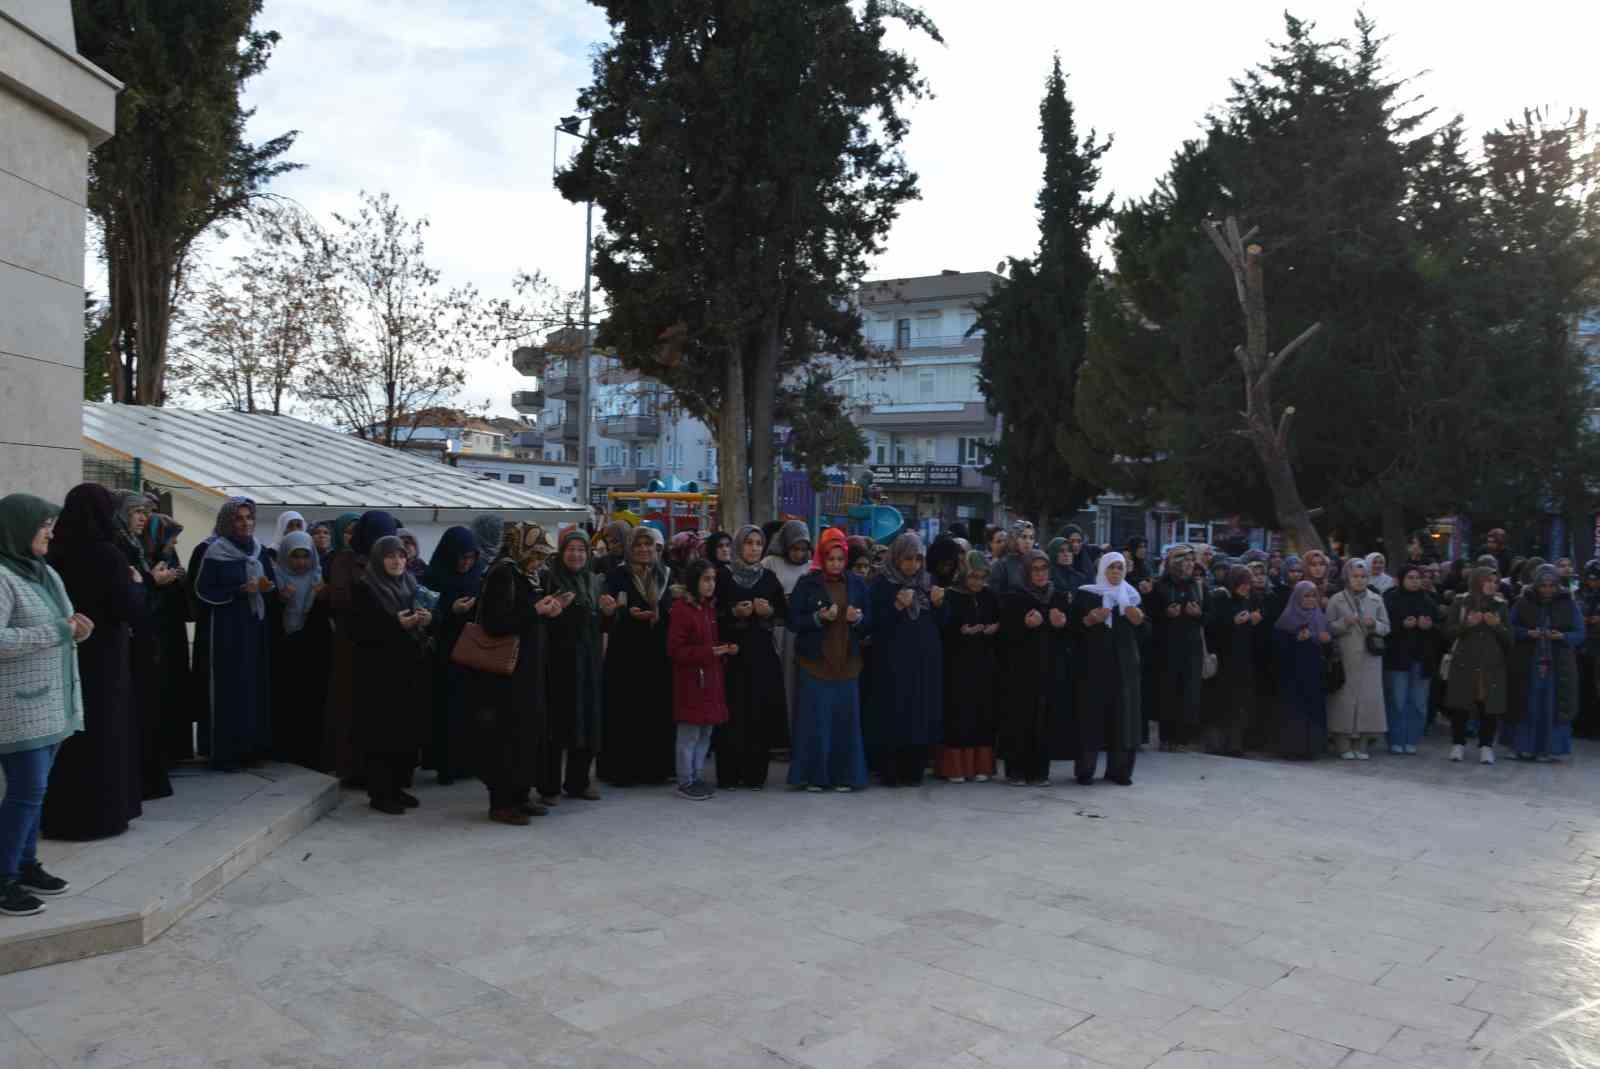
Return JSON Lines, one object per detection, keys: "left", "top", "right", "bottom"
{"left": 1326, "top": 558, "right": 1391, "bottom": 759}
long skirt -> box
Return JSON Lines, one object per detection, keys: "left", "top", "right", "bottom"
{"left": 787, "top": 668, "right": 867, "bottom": 789}
{"left": 775, "top": 627, "right": 798, "bottom": 741}
{"left": 1510, "top": 675, "right": 1574, "bottom": 757}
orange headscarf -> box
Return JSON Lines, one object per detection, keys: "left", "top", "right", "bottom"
{"left": 813, "top": 527, "right": 848, "bottom": 571}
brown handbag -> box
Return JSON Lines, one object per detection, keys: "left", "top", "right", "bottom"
{"left": 450, "top": 595, "right": 519, "bottom": 676}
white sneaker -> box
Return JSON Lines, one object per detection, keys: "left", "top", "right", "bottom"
{"left": 1355, "top": 751, "right": 1370, "bottom": 761}
{"left": 1390, "top": 745, "right": 1404, "bottom": 755}
{"left": 947, "top": 776, "right": 966, "bottom": 784}
{"left": 1341, "top": 751, "right": 1358, "bottom": 761}
{"left": 1404, "top": 745, "right": 1418, "bottom": 755}
{"left": 1449, "top": 744, "right": 1465, "bottom": 762}
{"left": 1480, "top": 746, "right": 1496, "bottom": 765}
{"left": 973, "top": 774, "right": 990, "bottom": 783}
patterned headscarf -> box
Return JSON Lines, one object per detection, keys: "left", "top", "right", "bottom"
{"left": 212, "top": 496, "right": 258, "bottom": 551}
{"left": 879, "top": 531, "right": 932, "bottom": 619}
{"left": 729, "top": 524, "right": 767, "bottom": 590}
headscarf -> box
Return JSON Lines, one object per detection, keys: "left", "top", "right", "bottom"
{"left": 1080, "top": 551, "right": 1140, "bottom": 626}
{"left": 1532, "top": 563, "right": 1561, "bottom": 601}
{"left": 669, "top": 530, "right": 703, "bottom": 570}
{"left": 204, "top": 496, "right": 267, "bottom": 619}
{"left": 814, "top": 527, "right": 849, "bottom": 576}
{"left": 1020, "top": 549, "right": 1054, "bottom": 606}
{"left": 361, "top": 535, "right": 418, "bottom": 617}
{"left": 957, "top": 549, "right": 991, "bottom": 585}
{"left": 768, "top": 520, "right": 815, "bottom": 593}
{"left": 396, "top": 528, "right": 426, "bottom": 577}
{"left": 0, "top": 494, "right": 63, "bottom": 595}
{"left": 729, "top": 524, "right": 767, "bottom": 590}
{"left": 1162, "top": 543, "right": 1195, "bottom": 578}
{"left": 547, "top": 529, "right": 600, "bottom": 645}
{"left": 1275, "top": 580, "right": 1330, "bottom": 635}
{"left": 879, "top": 532, "right": 933, "bottom": 620}
{"left": 770, "top": 520, "right": 812, "bottom": 561}
{"left": 423, "top": 526, "right": 484, "bottom": 610}
{"left": 276, "top": 531, "right": 321, "bottom": 635}
{"left": 927, "top": 535, "right": 963, "bottom": 585}
{"left": 1008, "top": 519, "right": 1035, "bottom": 546}
{"left": 144, "top": 513, "right": 182, "bottom": 564}
{"left": 704, "top": 531, "right": 734, "bottom": 574}
{"left": 49, "top": 484, "right": 118, "bottom": 565}
{"left": 274, "top": 511, "right": 306, "bottom": 542}
{"left": 599, "top": 519, "right": 633, "bottom": 558}
{"left": 329, "top": 512, "right": 362, "bottom": 554}
{"left": 1223, "top": 565, "right": 1253, "bottom": 594}
{"left": 351, "top": 511, "right": 399, "bottom": 558}
{"left": 1466, "top": 566, "right": 1500, "bottom": 610}
{"left": 846, "top": 537, "right": 873, "bottom": 574}
{"left": 1281, "top": 554, "right": 1303, "bottom": 578}
{"left": 111, "top": 489, "right": 152, "bottom": 572}
{"left": 1340, "top": 557, "right": 1370, "bottom": 593}
{"left": 1045, "top": 536, "right": 1079, "bottom": 592}
{"left": 626, "top": 524, "right": 668, "bottom": 606}
{"left": 1365, "top": 553, "right": 1396, "bottom": 593}
{"left": 471, "top": 514, "right": 506, "bottom": 558}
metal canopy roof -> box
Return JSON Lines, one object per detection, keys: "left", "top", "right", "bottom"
{"left": 82, "top": 403, "right": 585, "bottom": 516}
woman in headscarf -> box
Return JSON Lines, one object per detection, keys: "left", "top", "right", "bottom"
{"left": 1045, "top": 536, "right": 1083, "bottom": 595}
{"left": 937, "top": 551, "right": 1000, "bottom": 783}
{"left": 764, "top": 519, "right": 814, "bottom": 732}
{"left": 997, "top": 550, "right": 1072, "bottom": 785}
{"left": 396, "top": 529, "right": 426, "bottom": 578}
{"left": 0, "top": 493, "right": 87, "bottom": 911}
{"left": 1365, "top": 552, "right": 1396, "bottom": 595}
{"left": 348, "top": 535, "right": 430, "bottom": 813}
{"left": 984, "top": 526, "right": 1008, "bottom": 567}
{"left": 422, "top": 526, "right": 484, "bottom": 786}
{"left": 988, "top": 520, "right": 1035, "bottom": 597}
{"left": 1148, "top": 544, "right": 1205, "bottom": 752}
{"left": 1272, "top": 581, "right": 1334, "bottom": 759}
{"left": 1381, "top": 563, "right": 1441, "bottom": 755}
{"left": 597, "top": 525, "right": 674, "bottom": 788}
{"left": 1506, "top": 564, "right": 1585, "bottom": 762}
{"left": 592, "top": 519, "right": 633, "bottom": 577}
{"left": 1326, "top": 558, "right": 1391, "bottom": 760}
{"left": 143, "top": 513, "right": 193, "bottom": 766}
{"left": 667, "top": 531, "right": 703, "bottom": 586}
{"left": 847, "top": 538, "right": 874, "bottom": 579}
{"left": 329, "top": 513, "right": 362, "bottom": 557}
{"left": 466, "top": 523, "right": 568, "bottom": 824}
{"left": 865, "top": 532, "right": 945, "bottom": 786}
{"left": 40, "top": 484, "right": 143, "bottom": 841}
{"left": 714, "top": 525, "right": 788, "bottom": 790}
{"left": 111, "top": 491, "right": 173, "bottom": 800}
{"left": 323, "top": 510, "right": 398, "bottom": 781}
{"left": 540, "top": 530, "right": 615, "bottom": 803}
{"left": 268, "top": 512, "right": 306, "bottom": 564}
{"left": 471, "top": 514, "right": 506, "bottom": 561}
{"left": 308, "top": 520, "right": 334, "bottom": 571}
{"left": 787, "top": 528, "right": 871, "bottom": 791}
{"left": 193, "top": 497, "right": 276, "bottom": 772}
{"left": 1302, "top": 549, "right": 1335, "bottom": 604}
{"left": 1069, "top": 551, "right": 1147, "bottom": 784}
{"left": 270, "top": 530, "right": 330, "bottom": 770}
{"left": 703, "top": 531, "right": 734, "bottom": 579}
{"left": 1442, "top": 566, "right": 1512, "bottom": 764}
{"left": 1202, "top": 565, "right": 1263, "bottom": 757}
{"left": 1125, "top": 537, "right": 1153, "bottom": 589}
{"left": 927, "top": 534, "right": 964, "bottom": 591}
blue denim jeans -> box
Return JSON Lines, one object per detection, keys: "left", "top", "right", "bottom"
{"left": 1384, "top": 667, "right": 1429, "bottom": 749}
{"left": 0, "top": 743, "right": 58, "bottom": 879}
{"left": 675, "top": 724, "right": 714, "bottom": 787}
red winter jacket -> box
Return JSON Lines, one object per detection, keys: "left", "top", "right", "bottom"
{"left": 667, "top": 598, "right": 729, "bottom": 726}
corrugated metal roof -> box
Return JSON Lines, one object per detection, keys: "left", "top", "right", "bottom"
{"left": 859, "top": 271, "right": 1002, "bottom": 307}
{"left": 82, "top": 403, "right": 584, "bottom": 514}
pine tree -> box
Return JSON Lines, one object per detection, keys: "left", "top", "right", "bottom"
{"left": 976, "top": 56, "right": 1110, "bottom": 528}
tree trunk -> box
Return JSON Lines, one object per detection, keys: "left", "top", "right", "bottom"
{"left": 748, "top": 320, "right": 780, "bottom": 525}
{"left": 718, "top": 353, "right": 750, "bottom": 530}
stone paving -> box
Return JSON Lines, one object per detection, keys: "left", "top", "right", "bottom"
{"left": 3, "top": 737, "right": 1600, "bottom": 1068}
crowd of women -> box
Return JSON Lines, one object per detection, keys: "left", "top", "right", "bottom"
{"left": 2, "top": 483, "right": 1596, "bottom": 917}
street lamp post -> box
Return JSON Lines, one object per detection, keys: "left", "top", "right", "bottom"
{"left": 556, "top": 115, "right": 594, "bottom": 512}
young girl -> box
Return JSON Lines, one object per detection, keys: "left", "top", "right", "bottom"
{"left": 937, "top": 551, "right": 999, "bottom": 782}
{"left": 667, "top": 559, "right": 734, "bottom": 800}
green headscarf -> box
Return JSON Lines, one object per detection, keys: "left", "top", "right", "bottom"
{"left": 330, "top": 512, "right": 362, "bottom": 553}
{"left": 0, "top": 494, "right": 64, "bottom": 601}
{"left": 546, "top": 529, "right": 600, "bottom": 644}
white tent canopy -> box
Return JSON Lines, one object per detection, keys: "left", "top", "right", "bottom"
{"left": 82, "top": 403, "right": 590, "bottom": 560}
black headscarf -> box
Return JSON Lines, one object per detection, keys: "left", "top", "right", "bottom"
{"left": 422, "top": 525, "right": 484, "bottom": 610}
{"left": 1021, "top": 549, "right": 1054, "bottom": 606}
{"left": 927, "top": 534, "right": 963, "bottom": 587}
{"left": 351, "top": 511, "right": 399, "bottom": 558}
{"left": 362, "top": 535, "right": 418, "bottom": 617}
{"left": 49, "top": 483, "right": 118, "bottom": 558}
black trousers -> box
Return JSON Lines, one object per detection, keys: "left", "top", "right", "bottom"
{"left": 537, "top": 746, "right": 593, "bottom": 799}
{"left": 878, "top": 745, "right": 929, "bottom": 787}
{"left": 1075, "top": 747, "right": 1136, "bottom": 783}
{"left": 366, "top": 752, "right": 415, "bottom": 801}
{"left": 1004, "top": 749, "right": 1050, "bottom": 784}
{"left": 1450, "top": 706, "right": 1499, "bottom": 747}
{"left": 714, "top": 720, "right": 771, "bottom": 788}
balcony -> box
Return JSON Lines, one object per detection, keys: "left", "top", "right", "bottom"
{"left": 510, "top": 389, "right": 545, "bottom": 414}
{"left": 543, "top": 413, "right": 582, "bottom": 443}
{"left": 594, "top": 466, "right": 660, "bottom": 487}
{"left": 511, "top": 429, "right": 544, "bottom": 450}
{"left": 543, "top": 365, "right": 581, "bottom": 398}
{"left": 884, "top": 331, "right": 984, "bottom": 353}
{"left": 598, "top": 412, "right": 662, "bottom": 440}
{"left": 511, "top": 346, "right": 545, "bottom": 377}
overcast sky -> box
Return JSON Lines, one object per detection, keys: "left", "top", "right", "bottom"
{"left": 216, "top": 0, "right": 1598, "bottom": 418}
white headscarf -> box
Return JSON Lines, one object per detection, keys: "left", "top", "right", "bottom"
{"left": 274, "top": 511, "right": 306, "bottom": 542}
{"left": 1079, "top": 551, "right": 1140, "bottom": 627}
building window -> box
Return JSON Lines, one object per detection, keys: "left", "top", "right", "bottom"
{"left": 482, "top": 472, "right": 502, "bottom": 481}
{"left": 706, "top": 446, "right": 718, "bottom": 472}
{"left": 918, "top": 370, "right": 936, "bottom": 398}
{"left": 896, "top": 318, "right": 912, "bottom": 349}
{"left": 958, "top": 437, "right": 987, "bottom": 466}
{"left": 539, "top": 476, "right": 556, "bottom": 487}
{"left": 875, "top": 442, "right": 887, "bottom": 464}
{"left": 507, "top": 474, "right": 525, "bottom": 484}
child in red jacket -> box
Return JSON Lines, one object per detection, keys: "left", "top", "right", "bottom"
{"left": 668, "top": 559, "right": 736, "bottom": 799}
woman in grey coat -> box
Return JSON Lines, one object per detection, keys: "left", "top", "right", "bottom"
{"left": 1326, "top": 558, "right": 1390, "bottom": 759}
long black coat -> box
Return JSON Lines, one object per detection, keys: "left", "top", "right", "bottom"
{"left": 997, "top": 590, "right": 1074, "bottom": 760}
{"left": 465, "top": 561, "right": 547, "bottom": 794}
{"left": 715, "top": 568, "right": 789, "bottom": 760}
{"left": 941, "top": 587, "right": 999, "bottom": 748}
{"left": 1148, "top": 576, "right": 1206, "bottom": 727}
{"left": 42, "top": 540, "right": 143, "bottom": 841}
{"left": 598, "top": 563, "right": 674, "bottom": 786}
{"left": 348, "top": 580, "right": 428, "bottom": 757}
{"left": 1068, "top": 590, "right": 1147, "bottom": 754}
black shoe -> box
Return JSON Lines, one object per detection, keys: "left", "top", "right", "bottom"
{"left": 0, "top": 880, "right": 45, "bottom": 917}
{"left": 1075, "top": 776, "right": 1094, "bottom": 786}
{"left": 17, "top": 862, "right": 68, "bottom": 897}
{"left": 518, "top": 801, "right": 549, "bottom": 817}
{"left": 369, "top": 797, "right": 406, "bottom": 815}
{"left": 396, "top": 791, "right": 420, "bottom": 809}
{"left": 1107, "top": 776, "right": 1133, "bottom": 786}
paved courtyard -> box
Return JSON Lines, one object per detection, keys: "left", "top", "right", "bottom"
{"left": 3, "top": 740, "right": 1600, "bottom": 1068}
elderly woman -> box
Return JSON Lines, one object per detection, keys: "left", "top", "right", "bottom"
{"left": 1442, "top": 567, "right": 1512, "bottom": 764}
{"left": 866, "top": 532, "right": 945, "bottom": 786}
{"left": 194, "top": 497, "right": 277, "bottom": 771}
{"left": 715, "top": 525, "right": 788, "bottom": 790}
{"left": 541, "top": 530, "right": 615, "bottom": 804}
{"left": 1148, "top": 544, "right": 1206, "bottom": 751}
{"left": 112, "top": 491, "right": 174, "bottom": 800}
{"left": 0, "top": 494, "right": 89, "bottom": 913}
{"left": 998, "top": 550, "right": 1072, "bottom": 784}
{"left": 349, "top": 535, "right": 431, "bottom": 813}
{"left": 598, "top": 525, "right": 675, "bottom": 788}
{"left": 1506, "top": 564, "right": 1585, "bottom": 761}
{"left": 937, "top": 551, "right": 1000, "bottom": 782}
{"left": 1069, "top": 552, "right": 1147, "bottom": 785}
{"left": 41, "top": 485, "right": 144, "bottom": 841}
{"left": 1326, "top": 558, "right": 1391, "bottom": 759}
